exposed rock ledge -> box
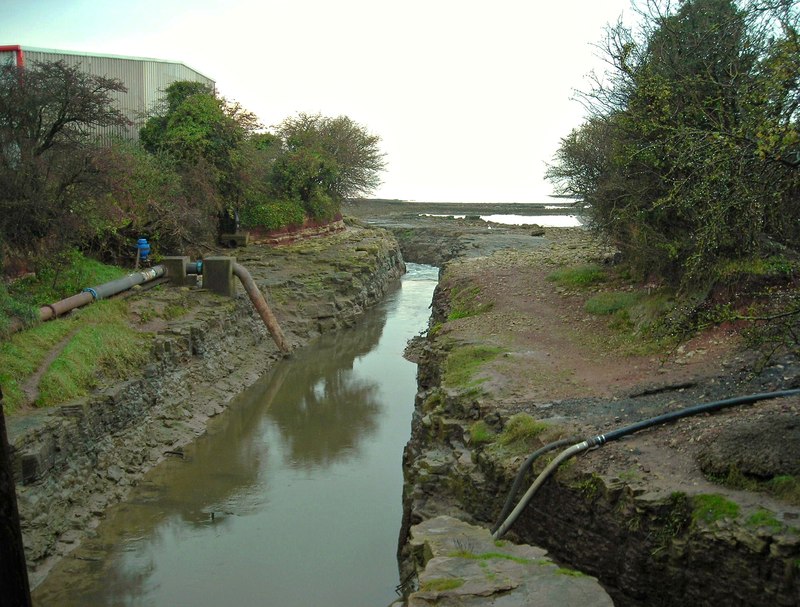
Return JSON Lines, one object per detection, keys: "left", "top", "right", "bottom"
{"left": 395, "top": 515, "right": 612, "bottom": 607}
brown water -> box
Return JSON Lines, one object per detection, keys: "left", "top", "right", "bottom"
{"left": 33, "top": 264, "right": 438, "bottom": 607}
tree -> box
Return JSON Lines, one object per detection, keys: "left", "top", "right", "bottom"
{"left": 0, "top": 60, "right": 128, "bottom": 250}
{"left": 140, "top": 81, "right": 259, "bottom": 208}
{"left": 271, "top": 113, "right": 386, "bottom": 208}
{"left": 547, "top": 0, "right": 800, "bottom": 286}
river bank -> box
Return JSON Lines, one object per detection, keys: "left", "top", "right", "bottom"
{"left": 9, "top": 200, "right": 800, "bottom": 605}
{"left": 7, "top": 220, "right": 405, "bottom": 588}
{"left": 350, "top": 201, "right": 800, "bottom": 606}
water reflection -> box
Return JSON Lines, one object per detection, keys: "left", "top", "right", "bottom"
{"left": 33, "top": 264, "right": 438, "bottom": 607}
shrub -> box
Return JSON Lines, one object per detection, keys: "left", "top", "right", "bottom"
{"left": 240, "top": 197, "right": 306, "bottom": 231}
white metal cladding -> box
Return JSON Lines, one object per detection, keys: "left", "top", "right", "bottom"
{"left": 9, "top": 47, "right": 215, "bottom": 143}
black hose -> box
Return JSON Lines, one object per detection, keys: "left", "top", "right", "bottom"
{"left": 597, "top": 389, "right": 800, "bottom": 444}
{"left": 490, "top": 436, "right": 579, "bottom": 534}
{"left": 491, "top": 388, "right": 800, "bottom": 538}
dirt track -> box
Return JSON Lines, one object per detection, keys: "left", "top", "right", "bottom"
{"left": 351, "top": 198, "right": 800, "bottom": 544}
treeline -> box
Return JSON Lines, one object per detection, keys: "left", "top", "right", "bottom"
{"left": 548, "top": 0, "right": 799, "bottom": 292}
{"left": 0, "top": 66, "right": 385, "bottom": 276}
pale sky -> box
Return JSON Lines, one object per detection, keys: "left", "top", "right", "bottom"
{"left": 1, "top": 0, "right": 633, "bottom": 202}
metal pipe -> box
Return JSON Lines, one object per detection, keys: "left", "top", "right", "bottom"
{"left": 232, "top": 262, "right": 291, "bottom": 354}
{"left": 491, "top": 389, "right": 800, "bottom": 539}
{"left": 38, "top": 266, "right": 165, "bottom": 322}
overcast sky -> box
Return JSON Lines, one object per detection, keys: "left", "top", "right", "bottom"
{"left": 1, "top": 0, "right": 633, "bottom": 203}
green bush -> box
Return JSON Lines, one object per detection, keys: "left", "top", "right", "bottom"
{"left": 240, "top": 198, "right": 307, "bottom": 231}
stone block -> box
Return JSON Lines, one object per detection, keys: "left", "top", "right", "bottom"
{"left": 203, "top": 256, "right": 237, "bottom": 297}
{"left": 163, "top": 256, "right": 191, "bottom": 286}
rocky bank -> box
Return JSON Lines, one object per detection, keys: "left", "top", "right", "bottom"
{"left": 366, "top": 206, "right": 800, "bottom": 606}
{"left": 7, "top": 219, "right": 405, "bottom": 587}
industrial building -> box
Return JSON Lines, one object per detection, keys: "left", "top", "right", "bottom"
{"left": 0, "top": 45, "right": 215, "bottom": 142}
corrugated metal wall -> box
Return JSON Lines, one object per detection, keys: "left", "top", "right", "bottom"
{"left": 1, "top": 47, "right": 215, "bottom": 143}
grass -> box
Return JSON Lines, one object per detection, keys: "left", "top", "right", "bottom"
{"left": 692, "top": 494, "right": 740, "bottom": 526}
{"left": 711, "top": 467, "right": 800, "bottom": 507}
{"left": 2, "top": 250, "right": 128, "bottom": 339}
{"left": 442, "top": 344, "right": 503, "bottom": 388}
{"left": 420, "top": 578, "right": 464, "bottom": 592}
{"left": 584, "top": 291, "right": 641, "bottom": 316}
{"left": 498, "top": 413, "right": 549, "bottom": 449}
{"left": 9, "top": 250, "right": 127, "bottom": 305}
{"left": 578, "top": 288, "right": 676, "bottom": 356}
{"left": 715, "top": 255, "right": 798, "bottom": 282}
{"left": 547, "top": 264, "right": 606, "bottom": 288}
{"left": 555, "top": 567, "right": 587, "bottom": 577}
{"left": 448, "top": 550, "right": 532, "bottom": 565}
{"left": 469, "top": 420, "right": 494, "bottom": 445}
{"left": 0, "top": 299, "right": 149, "bottom": 411}
{"left": 767, "top": 475, "right": 800, "bottom": 506}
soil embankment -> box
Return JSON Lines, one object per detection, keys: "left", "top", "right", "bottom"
{"left": 352, "top": 201, "right": 800, "bottom": 606}
{"left": 8, "top": 220, "right": 405, "bottom": 587}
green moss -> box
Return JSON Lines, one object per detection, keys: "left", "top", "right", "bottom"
{"left": 420, "top": 578, "right": 465, "bottom": 592}
{"left": 555, "top": 567, "right": 587, "bottom": 577}
{"left": 443, "top": 344, "right": 503, "bottom": 388}
{"left": 746, "top": 508, "right": 783, "bottom": 531}
{"left": 547, "top": 264, "right": 606, "bottom": 288}
{"left": 469, "top": 420, "right": 494, "bottom": 445}
{"left": 692, "top": 494, "right": 740, "bottom": 526}
{"left": 162, "top": 303, "right": 189, "bottom": 320}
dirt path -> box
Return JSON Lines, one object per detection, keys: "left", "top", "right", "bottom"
{"left": 350, "top": 198, "right": 800, "bottom": 526}
{"left": 435, "top": 236, "right": 800, "bottom": 517}
{"left": 20, "top": 329, "right": 79, "bottom": 407}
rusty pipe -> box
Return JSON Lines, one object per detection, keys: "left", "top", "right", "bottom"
{"left": 232, "top": 262, "right": 291, "bottom": 354}
{"left": 38, "top": 266, "right": 166, "bottom": 322}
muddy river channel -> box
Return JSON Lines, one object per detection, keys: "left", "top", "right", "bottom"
{"left": 33, "top": 264, "right": 439, "bottom": 607}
